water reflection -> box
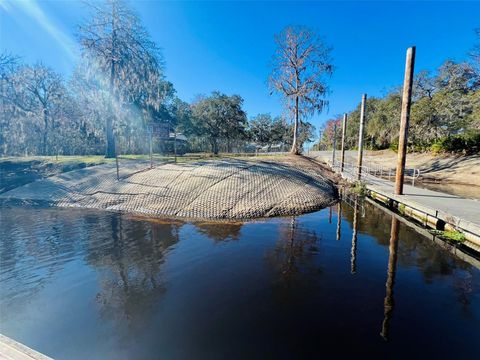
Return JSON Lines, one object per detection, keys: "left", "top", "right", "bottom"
{"left": 85, "top": 215, "right": 179, "bottom": 326}
{"left": 380, "top": 216, "right": 400, "bottom": 341}
{"left": 336, "top": 201, "right": 342, "bottom": 241}
{"left": 1, "top": 203, "right": 480, "bottom": 358}
{"left": 268, "top": 217, "right": 321, "bottom": 281}
{"left": 351, "top": 199, "right": 359, "bottom": 275}
{"left": 194, "top": 221, "right": 243, "bottom": 241}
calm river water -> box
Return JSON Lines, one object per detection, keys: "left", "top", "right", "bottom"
{"left": 1, "top": 201, "right": 479, "bottom": 359}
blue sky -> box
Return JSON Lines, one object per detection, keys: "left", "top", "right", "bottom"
{"left": 1, "top": 1, "right": 478, "bottom": 133}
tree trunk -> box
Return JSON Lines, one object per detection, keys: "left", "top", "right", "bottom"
{"left": 290, "top": 96, "right": 299, "bottom": 155}
{"left": 42, "top": 107, "right": 48, "bottom": 156}
{"left": 211, "top": 138, "right": 219, "bottom": 155}
{"left": 105, "top": 116, "right": 116, "bottom": 158}
{"left": 105, "top": 1, "right": 117, "bottom": 159}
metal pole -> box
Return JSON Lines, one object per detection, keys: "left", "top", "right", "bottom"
{"left": 149, "top": 128, "right": 153, "bottom": 169}
{"left": 115, "top": 153, "right": 119, "bottom": 181}
{"left": 174, "top": 132, "right": 177, "bottom": 163}
{"left": 340, "top": 113, "right": 347, "bottom": 172}
{"left": 332, "top": 123, "right": 337, "bottom": 166}
{"left": 395, "top": 47, "right": 416, "bottom": 195}
{"left": 357, "top": 94, "right": 367, "bottom": 180}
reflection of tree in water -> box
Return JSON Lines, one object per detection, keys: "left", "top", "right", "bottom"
{"left": 193, "top": 221, "right": 243, "bottom": 242}
{"left": 1, "top": 207, "right": 80, "bottom": 311}
{"left": 84, "top": 214, "right": 180, "bottom": 326}
{"left": 267, "top": 217, "right": 321, "bottom": 285}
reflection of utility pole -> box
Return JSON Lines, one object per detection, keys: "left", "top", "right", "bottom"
{"left": 329, "top": 206, "right": 332, "bottom": 224}
{"left": 351, "top": 198, "right": 359, "bottom": 274}
{"left": 336, "top": 201, "right": 342, "bottom": 241}
{"left": 381, "top": 216, "right": 400, "bottom": 341}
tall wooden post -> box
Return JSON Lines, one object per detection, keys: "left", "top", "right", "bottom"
{"left": 357, "top": 94, "right": 367, "bottom": 180}
{"left": 395, "top": 47, "right": 416, "bottom": 195}
{"left": 332, "top": 123, "right": 337, "bottom": 166}
{"left": 340, "top": 113, "right": 348, "bottom": 172}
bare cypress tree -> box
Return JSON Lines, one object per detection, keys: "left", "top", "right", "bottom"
{"left": 269, "top": 26, "right": 333, "bottom": 154}
{"left": 1, "top": 61, "right": 65, "bottom": 155}
{"left": 78, "top": 0, "right": 162, "bottom": 158}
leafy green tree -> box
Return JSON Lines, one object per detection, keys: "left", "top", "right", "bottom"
{"left": 191, "top": 92, "right": 247, "bottom": 154}
{"left": 249, "top": 114, "right": 275, "bottom": 146}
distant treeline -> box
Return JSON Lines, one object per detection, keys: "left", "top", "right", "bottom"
{"left": 0, "top": 1, "right": 317, "bottom": 158}
{"left": 316, "top": 38, "right": 480, "bottom": 154}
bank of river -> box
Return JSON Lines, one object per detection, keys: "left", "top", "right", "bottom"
{"left": 0, "top": 156, "right": 338, "bottom": 220}
{"left": 1, "top": 201, "right": 479, "bottom": 359}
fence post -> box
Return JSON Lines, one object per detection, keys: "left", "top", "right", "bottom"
{"left": 174, "top": 132, "right": 177, "bottom": 163}
{"left": 115, "top": 153, "right": 119, "bottom": 181}
{"left": 395, "top": 47, "right": 416, "bottom": 195}
{"left": 340, "top": 113, "right": 347, "bottom": 172}
{"left": 357, "top": 94, "right": 367, "bottom": 180}
{"left": 149, "top": 128, "right": 153, "bottom": 169}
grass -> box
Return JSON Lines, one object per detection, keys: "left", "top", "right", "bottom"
{"left": 0, "top": 155, "right": 113, "bottom": 165}
{"left": 430, "top": 229, "right": 466, "bottom": 243}
{"left": 0, "top": 152, "right": 282, "bottom": 166}
{"left": 350, "top": 181, "right": 367, "bottom": 197}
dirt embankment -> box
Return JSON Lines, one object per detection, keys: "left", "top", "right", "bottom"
{"left": 0, "top": 158, "right": 107, "bottom": 194}
{"left": 361, "top": 150, "right": 480, "bottom": 186}
{"left": 0, "top": 155, "right": 339, "bottom": 220}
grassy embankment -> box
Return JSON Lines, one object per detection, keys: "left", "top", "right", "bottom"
{"left": 0, "top": 153, "right": 285, "bottom": 194}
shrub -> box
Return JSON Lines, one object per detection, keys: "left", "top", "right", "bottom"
{"left": 430, "top": 131, "right": 480, "bottom": 155}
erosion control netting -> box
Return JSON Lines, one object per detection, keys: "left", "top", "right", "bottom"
{"left": 1, "top": 157, "right": 338, "bottom": 220}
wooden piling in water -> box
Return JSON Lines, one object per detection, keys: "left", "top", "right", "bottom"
{"left": 395, "top": 47, "right": 416, "bottom": 195}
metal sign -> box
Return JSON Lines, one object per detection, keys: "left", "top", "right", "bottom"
{"left": 148, "top": 123, "right": 170, "bottom": 139}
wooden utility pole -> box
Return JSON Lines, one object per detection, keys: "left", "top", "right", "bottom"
{"left": 395, "top": 47, "right": 416, "bottom": 195}
{"left": 332, "top": 123, "right": 337, "bottom": 165}
{"left": 340, "top": 113, "right": 348, "bottom": 172}
{"left": 357, "top": 94, "right": 367, "bottom": 180}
